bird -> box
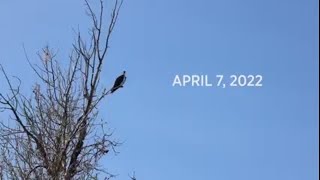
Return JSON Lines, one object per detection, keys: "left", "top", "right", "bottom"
{"left": 111, "top": 71, "right": 126, "bottom": 93}
{"left": 42, "top": 47, "right": 51, "bottom": 63}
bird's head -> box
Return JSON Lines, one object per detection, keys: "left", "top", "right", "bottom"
{"left": 123, "top": 71, "right": 126, "bottom": 74}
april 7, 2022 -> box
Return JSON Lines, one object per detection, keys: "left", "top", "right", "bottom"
{"left": 172, "top": 74, "right": 263, "bottom": 88}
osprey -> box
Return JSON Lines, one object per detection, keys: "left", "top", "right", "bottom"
{"left": 111, "top": 71, "right": 126, "bottom": 93}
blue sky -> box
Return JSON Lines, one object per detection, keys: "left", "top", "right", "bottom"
{"left": 0, "top": 0, "right": 319, "bottom": 180}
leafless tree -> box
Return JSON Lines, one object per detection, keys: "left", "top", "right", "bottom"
{"left": 0, "top": 0, "right": 127, "bottom": 179}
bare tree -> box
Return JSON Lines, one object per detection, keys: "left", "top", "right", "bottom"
{"left": 0, "top": 0, "right": 126, "bottom": 179}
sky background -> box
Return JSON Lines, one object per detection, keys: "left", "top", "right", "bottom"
{"left": 0, "top": 0, "right": 319, "bottom": 180}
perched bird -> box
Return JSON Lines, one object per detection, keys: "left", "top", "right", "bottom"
{"left": 42, "top": 47, "right": 51, "bottom": 63}
{"left": 111, "top": 71, "right": 126, "bottom": 93}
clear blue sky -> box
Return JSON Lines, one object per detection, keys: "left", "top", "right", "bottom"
{"left": 0, "top": 0, "right": 318, "bottom": 179}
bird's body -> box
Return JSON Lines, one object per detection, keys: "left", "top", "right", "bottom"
{"left": 111, "top": 71, "right": 126, "bottom": 93}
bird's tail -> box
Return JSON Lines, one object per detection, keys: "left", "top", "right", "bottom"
{"left": 110, "top": 86, "right": 123, "bottom": 94}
